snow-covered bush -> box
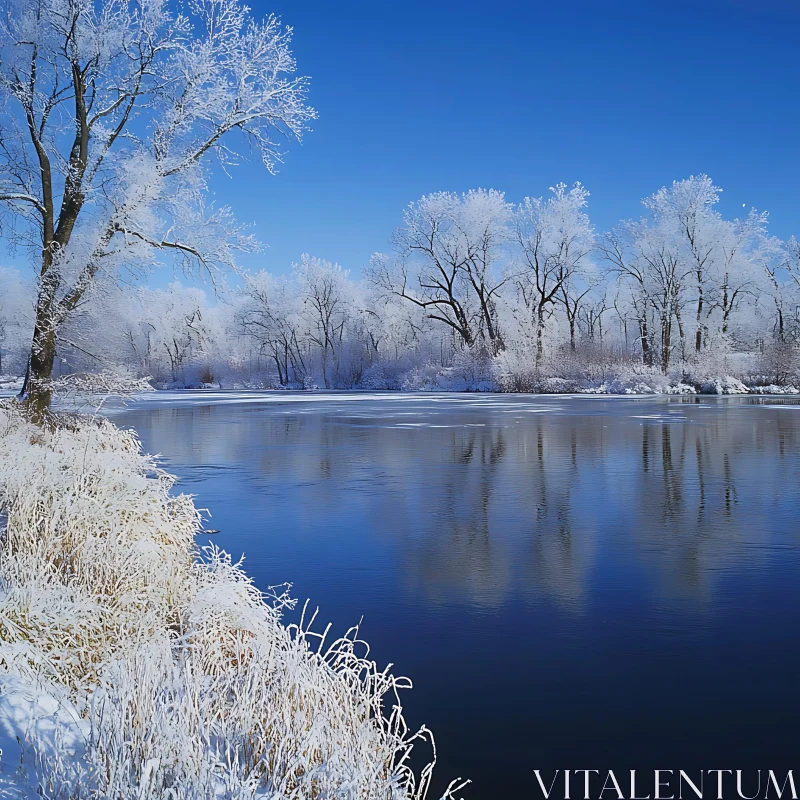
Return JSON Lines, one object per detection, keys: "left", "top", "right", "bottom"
{"left": 492, "top": 347, "right": 694, "bottom": 394}
{"left": 361, "top": 359, "right": 417, "bottom": 391}
{"left": 437, "top": 348, "right": 496, "bottom": 392}
{"left": 748, "top": 341, "right": 800, "bottom": 388}
{"left": 0, "top": 404, "right": 464, "bottom": 798}
{"left": 401, "top": 363, "right": 447, "bottom": 392}
{"left": 748, "top": 384, "right": 800, "bottom": 394}
{"left": 698, "top": 376, "right": 749, "bottom": 395}
{"left": 491, "top": 349, "right": 539, "bottom": 393}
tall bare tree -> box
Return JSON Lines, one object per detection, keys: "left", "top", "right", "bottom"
{"left": 369, "top": 189, "right": 511, "bottom": 353}
{"left": 0, "top": 0, "right": 314, "bottom": 417}
{"left": 513, "top": 182, "right": 594, "bottom": 362}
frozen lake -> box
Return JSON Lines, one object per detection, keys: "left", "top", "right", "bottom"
{"left": 117, "top": 392, "right": 800, "bottom": 797}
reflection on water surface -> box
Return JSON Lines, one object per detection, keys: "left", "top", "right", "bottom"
{"left": 118, "top": 393, "right": 800, "bottom": 798}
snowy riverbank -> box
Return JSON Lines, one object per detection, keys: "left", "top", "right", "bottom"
{"left": 3, "top": 365, "right": 800, "bottom": 401}
{"left": 0, "top": 403, "right": 462, "bottom": 799}
{"left": 149, "top": 375, "right": 800, "bottom": 396}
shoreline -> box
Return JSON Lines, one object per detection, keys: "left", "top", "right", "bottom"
{"left": 0, "top": 402, "right": 463, "bottom": 798}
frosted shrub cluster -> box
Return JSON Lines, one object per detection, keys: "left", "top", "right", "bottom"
{"left": 0, "top": 404, "right": 464, "bottom": 798}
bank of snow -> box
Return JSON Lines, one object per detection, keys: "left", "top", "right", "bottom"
{"left": 0, "top": 403, "right": 463, "bottom": 799}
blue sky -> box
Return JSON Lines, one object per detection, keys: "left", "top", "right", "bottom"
{"left": 214, "top": 0, "right": 800, "bottom": 277}
{"left": 5, "top": 0, "right": 800, "bottom": 283}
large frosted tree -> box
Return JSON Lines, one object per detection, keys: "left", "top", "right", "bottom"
{"left": 602, "top": 176, "right": 775, "bottom": 371}
{"left": 513, "top": 182, "right": 594, "bottom": 362}
{"left": 0, "top": 0, "right": 314, "bottom": 416}
{"left": 642, "top": 175, "right": 771, "bottom": 352}
{"left": 369, "top": 189, "right": 511, "bottom": 353}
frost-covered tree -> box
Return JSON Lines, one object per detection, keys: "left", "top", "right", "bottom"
{"left": 512, "top": 182, "right": 594, "bottom": 361}
{"left": 780, "top": 236, "right": 800, "bottom": 337}
{"left": 140, "top": 283, "right": 210, "bottom": 382}
{"left": 643, "top": 175, "right": 722, "bottom": 354}
{"left": 0, "top": 0, "right": 314, "bottom": 416}
{"left": 370, "top": 189, "right": 511, "bottom": 353}
{"left": 601, "top": 229, "right": 657, "bottom": 366}
{"left": 294, "top": 254, "right": 351, "bottom": 388}
{"left": 604, "top": 216, "right": 690, "bottom": 372}
{"left": 238, "top": 270, "right": 309, "bottom": 386}
{"left": 758, "top": 235, "right": 800, "bottom": 344}
{"left": 359, "top": 284, "right": 432, "bottom": 367}
{"left": 237, "top": 262, "right": 391, "bottom": 389}
{"left": 642, "top": 176, "right": 771, "bottom": 352}
{"left": 577, "top": 286, "right": 610, "bottom": 345}
{"left": 603, "top": 177, "right": 777, "bottom": 371}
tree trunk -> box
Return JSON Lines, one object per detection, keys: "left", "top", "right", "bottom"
{"left": 536, "top": 307, "right": 545, "bottom": 364}
{"left": 321, "top": 348, "right": 329, "bottom": 388}
{"left": 695, "top": 292, "right": 704, "bottom": 352}
{"left": 273, "top": 352, "right": 284, "bottom": 385}
{"left": 674, "top": 306, "right": 686, "bottom": 362}
{"left": 22, "top": 316, "right": 57, "bottom": 422}
{"left": 721, "top": 286, "right": 731, "bottom": 336}
{"left": 639, "top": 318, "right": 653, "bottom": 367}
{"left": 661, "top": 315, "right": 671, "bottom": 373}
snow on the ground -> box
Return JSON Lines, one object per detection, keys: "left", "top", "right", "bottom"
{"left": 0, "top": 675, "right": 87, "bottom": 799}
{"left": 0, "top": 402, "right": 464, "bottom": 799}
{"left": 749, "top": 384, "right": 800, "bottom": 394}
{"left": 99, "top": 378, "right": 800, "bottom": 417}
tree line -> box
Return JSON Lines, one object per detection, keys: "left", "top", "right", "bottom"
{"left": 1, "top": 0, "right": 798, "bottom": 411}
{"left": 3, "top": 175, "right": 800, "bottom": 392}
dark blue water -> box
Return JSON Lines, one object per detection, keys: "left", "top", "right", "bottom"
{"left": 117, "top": 392, "right": 800, "bottom": 798}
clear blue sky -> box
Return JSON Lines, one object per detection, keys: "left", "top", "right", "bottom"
{"left": 4, "top": 0, "right": 799, "bottom": 283}
{"left": 216, "top": 0, "right": 799, "bottom": 278}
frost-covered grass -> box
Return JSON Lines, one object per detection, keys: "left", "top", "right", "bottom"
{"left": 0, "top": 403, "right": 465, "bottom": 799}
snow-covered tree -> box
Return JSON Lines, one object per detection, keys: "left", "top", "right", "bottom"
{"left": 603, "top": 176, "right": 778, "bottom": 371}
{"left": 294, "top": 254, "right": 352, "bottom": 388}
{"left": 778, "top": 236, "right": 800, "bottom": 340}
{"left": 0, "top": 0, "right": 314, "bottom": 416}
{"left": 238, "top": 270, "right": 309, "bottom": 386}
{"left": 512, "top": 182, "right": 594, "bottom": 361}
{"left": 143, "top": 284, "right": 210, "bottom": 382}
{"left": 642, "top": 176, "right": 771, "bottom": 352}
{"left": 604, "top": 216, "right": 690, "bottom": 372}
{"left": 370, "top": 189, "right": 512, "bottom": 353}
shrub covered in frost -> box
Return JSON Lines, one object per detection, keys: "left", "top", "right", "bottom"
{"left": 697, "top": 376, "right": 749, "bottom": 395}
{"left": 492, "top": 349, "right": 707, "bottom": 395}
{"left": 748, "top": 384, "right": 800, "bottom": 394}
{"left": 0, "top": 403, "right": 465, "bottom": 799}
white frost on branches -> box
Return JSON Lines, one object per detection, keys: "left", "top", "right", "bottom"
{"left": 3, "top": 174, "right": 800, "bottom": 394}
{"left": 0, "top": 0, "right": 315, "bottom": 408}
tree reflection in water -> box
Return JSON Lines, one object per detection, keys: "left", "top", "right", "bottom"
{"left": 118, "top": 393, "right": 800, "bottom": 799}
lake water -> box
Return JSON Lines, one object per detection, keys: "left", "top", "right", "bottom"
{"left": 117, "top": 392, "right": 800, "bottom": 798}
